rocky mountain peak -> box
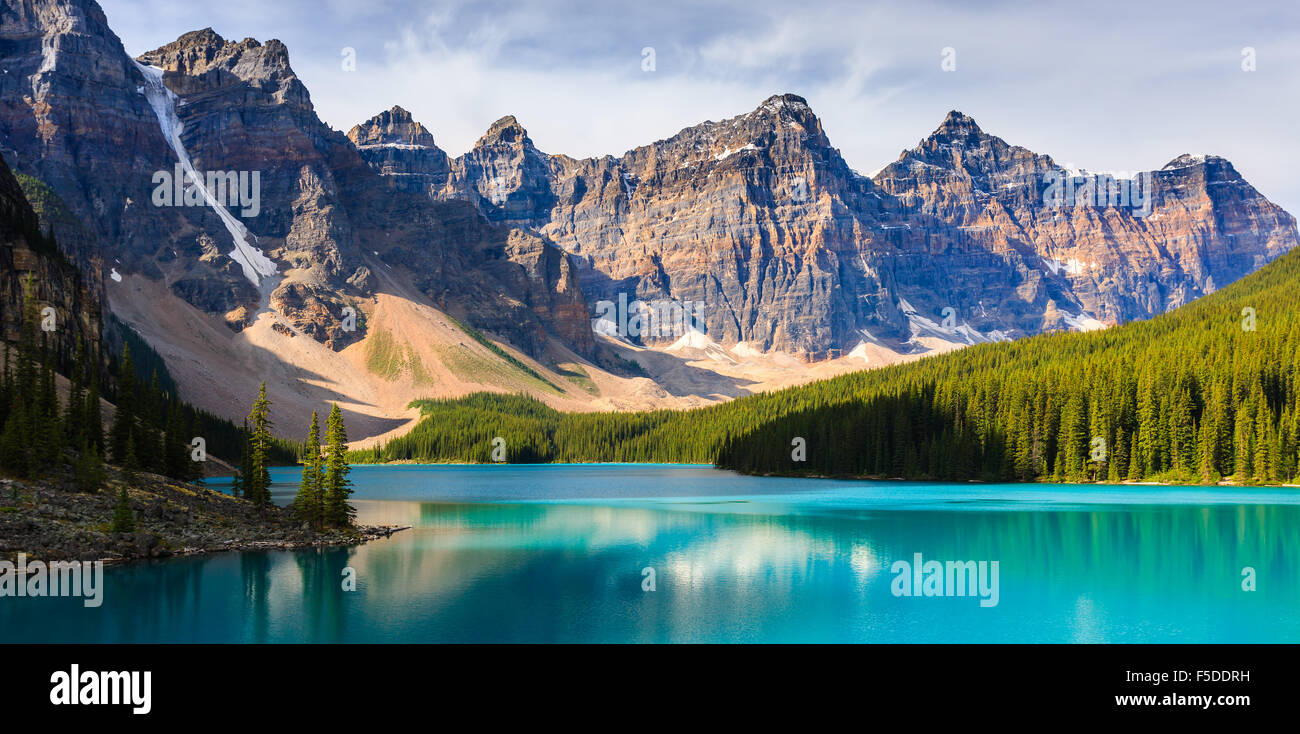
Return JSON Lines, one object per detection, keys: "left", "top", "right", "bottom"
{"left": 475, "top": 115, "right": 535, "bottom": 149}
{"left": 138, "top": 29, "right": 308, "bottom": 109}
{"left": 878, "top": 109, "right": 1045, "bottom": 185}
{"left": 137, "top": 28, "right": 227, "bottom": 73}
{"left": 347, "top": 106, "right": 439, "bottom": 149}
{"left": 1162, "top": 153, "right": 1225, "bottom": 171}
{"left": 915, "top": 110, "right": 996, "bottom": 156}
{"left": 171, "top": 27, "right": 223, "bottom": 48}
{"left": 756, "top": 93, "right": 815, "bottom": 117}
{"left": 731, "top": 92, "right": 823, "bottom": 136}
{"left": 935, "top": 109, "right": 981, "bottom": 134}
{"left": 636, "top": 92, "right": 832, "bottom": 169}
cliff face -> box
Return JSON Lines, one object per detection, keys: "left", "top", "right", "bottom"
{"left": 359, "top": 98, "right": 1298, "bottom": 359}
{"left": 0, "top": 0, "right": 182, "bottom": 270}
{"left": 3, "top": 0, "right": 1296, "bottom": 416}
{"left": 346, "top": 106, "right": 450, "bottom": 197}
{"left": 0, "top": 150, "right": 100, "bottom": 358}
{"left": 0, "top": 4, "right": 594, "bottom": 360}
{"left": 873, "top": 113, "right": 1297, "bottom": 327}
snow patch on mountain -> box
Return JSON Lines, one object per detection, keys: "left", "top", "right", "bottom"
{"left": 132, "top": 61, "right": 278, "bottom": 287}
{"left": 665, "top": 326, "right": 734, "bottom": 361}
{"left": 847, "top": 341, "right": 872, "bottom": 362}
{"left": 592, "top": 316, "right": 629, "bottom": 342}
{"left": 715, "top": 144, "right": 757, "bottom": 161}
{"left": 1043, "top": 257, "right": 1093, "bottom": 276}
{"left": 730, "top": 341, "right": 766, "bottom": 359}
{"left": 1058, "top": 311, "right": 1107, "bottom": 332}
{"left": 898, "top": 297, "right": 1004, "bottom": 345}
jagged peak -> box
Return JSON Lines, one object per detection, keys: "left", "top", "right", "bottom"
{"left": 746, "top": 93, "right": 819, "bottom": 127}
{"left": 348, "top": 105, "right": 438, "bottom": 149}
{"left": 676, "top": 93, "right": 818, "bottom": 136}
{"left": 875, "top": 109, "right": 1037, "bottom": 182}
{"left": 759, "top": 93, "right": 812, "bottom": 112}
{"left": 474, "top": 115, "right": 533, "bottom": 149}
{"left": 1162, "top": 153, "right": 1226, "bottom": 171}
{"left": 174, "top": 27, "right": 225, "bottom": 48}
{"left": 933, "top": 109, "right": 983, "bottom": 137}
{"left": 139, "top": 28, "right": 295, "bottom": 77}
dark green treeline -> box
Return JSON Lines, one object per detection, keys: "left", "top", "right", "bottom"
{"left": 354, "top": 246, "right": 1300, "bottom": 485}
{"left": 0, "top": 283, "right": 294, "bottom": 488}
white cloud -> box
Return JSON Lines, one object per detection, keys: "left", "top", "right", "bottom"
{"left": 101, "top": 0, "right": 1300, "bottom": 214}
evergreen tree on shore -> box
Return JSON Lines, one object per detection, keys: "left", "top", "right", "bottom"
{"left": 245, "top": 383, "right": 273, "bottom": 514}
{"left": 322, "top": 403, "right": 354, "bottom": 528}
{"left": 231, "top": 419, "right": 249, "bottom": 499}
{"left": 293, "top": 411, "right": 324, "bottom": 529}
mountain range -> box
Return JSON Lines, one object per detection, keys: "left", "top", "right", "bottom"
{"left": 1, "top": 0, "right": 1296, "bottom": 441}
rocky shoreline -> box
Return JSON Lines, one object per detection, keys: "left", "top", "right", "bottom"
{"left": 0, "top": 469, "right": 407, "bottom": 565}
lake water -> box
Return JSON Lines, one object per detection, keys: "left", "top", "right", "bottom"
{"left": 3, "top": 464, "right": 1298, "bottom": 642}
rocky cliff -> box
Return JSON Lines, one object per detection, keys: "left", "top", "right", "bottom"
{"left": 0, "top": 150, "right": 100, "bottom": 360}
{"left": 347, "top": 106, "right": 450, "bottom": 198}
{"left": 359, "top": 97, "right": 1298, "bottom": 359}
{"left": 3, "top": 0, "right": 1297, "bottom": 434}
{"left": 0, "top": 3, "right": 594, "bottom": 361}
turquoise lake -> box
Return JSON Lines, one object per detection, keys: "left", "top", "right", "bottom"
{"left": 3, "top": 464, "right": 1298, "bottom": 642}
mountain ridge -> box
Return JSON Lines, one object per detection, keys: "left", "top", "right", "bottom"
{"left": 353, "top": 94, "right": 1296, "bottom": 358}
{"left": 2, "top": 0, "right": 1296, "bottom": 444}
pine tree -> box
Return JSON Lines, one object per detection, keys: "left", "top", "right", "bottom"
{"left": 123, "top": 432, "right": 140, "bottom": 484}
{"left": 64, "top": 340, "right": 86, "bottom": 450}
{"left": 84, "top": 370, "right": 104, "bottom": 454}
{"left": 32, "top": 348, "right": 60, "bottom": 473}
{"left": 245, "top": 383, "right": 273, "bottom": 513}
{"left": 110, "top": 485, "right": 135, "bottom": 533}
{"left": 7, "top": 283, "right": 39, "bottom": 476}
{"left": 141, "top": 371, "right": 166, "bottom": 474}
{"left": 293, "top": 411, "right": 324, "bottom": 529}
{"left": 231, "top": 420, "right": 249, "bottom": 499}
{"left": 1235, "top": 399, "right": 1255, "bottom": 482}
{"left": 0, "top": 342, "right": 11, "bottom": 428}
{"left": 1197, "top": 417, "right": 1217, "bottom": 483}
{"left": 322, "top": 403, "right": 354, "bottom": 528}
{"left": 163, "top": 403, "right": 188, "bottom": 480}
{"left": 1169, "top": 386, "right": 1195, "bottom": 476}
{"left": 74, "top": 443, "right": 107, "bottom": 493}
{"left": 109, "top": 344, "right": 136, "bottom": 465}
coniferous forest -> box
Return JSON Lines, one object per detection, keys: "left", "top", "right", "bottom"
{"left": 354, "top": 246, "right": 1300, "bottom": 485}
{"left": 0, "top": 273, "right": 297, "bottom": 490}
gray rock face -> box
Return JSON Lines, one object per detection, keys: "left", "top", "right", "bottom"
{"left": 441, "top": 115, "right": 559, "bottom": 229}
{"left": 0, "top": 3, "right": 595, "bottom": 360}
{"left": 873, "top": 113, "right": 1297, "bottom": 330}
{"left": 358, "top": 97, "right": 1298, "bottom": 359}
{"left": 6, "top": 0, "right": 1294, "bottom": 370}
{"left": 0, "top": 0, "right": 194, "bottom": 276}
{"left": 0, "top": 150, "right": 100, "bottom": 357}
{"left": 347, "top": 106, "right": 451, "bottom": 197}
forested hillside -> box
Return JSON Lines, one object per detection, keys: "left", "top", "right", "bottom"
{"left": 357, "top": 246, "right": 1300, "bottom": 485}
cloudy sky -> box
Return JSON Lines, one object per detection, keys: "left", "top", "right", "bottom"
{"left": 102, "top": 0, "right": 1300, "bottom": 213}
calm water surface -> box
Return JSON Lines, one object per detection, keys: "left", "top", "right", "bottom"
{"left": 3, "top": 464, "right": 1298, "bottom": 642}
